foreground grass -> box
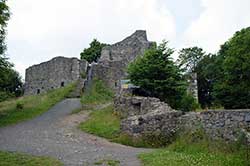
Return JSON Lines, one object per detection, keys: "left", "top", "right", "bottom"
{"left": 139, "top": 129, "right": 249, "bottom": 166}
{"left": 0, "top": 151, "right": 62, "bottom": 166}
{"left": 0, "top": 83, "right": 75, "bottom": 127}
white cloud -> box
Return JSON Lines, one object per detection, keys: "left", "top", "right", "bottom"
{"left": 6, "top": 0, "right": 176, "bottom": 78}
{"left": 182, "top": 0, "right": 250, "bottom": 53}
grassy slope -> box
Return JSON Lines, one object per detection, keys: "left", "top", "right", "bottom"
{"left": 0, "top": 151, "right": 62, "bottom": 166}
{"left": 0, "top": 83, "right": 75, "bottom": 127}
{"left": 139, "top": 130, "right": 249, "bottom": 166}
{"left": 81, "top": 79, "right": 114, "bottom": 106}
{"left": 79, "top": 105, "right": 120, "bottom": 139}
{"left": 79, "top": 79, "right": 169, "bottom": 147}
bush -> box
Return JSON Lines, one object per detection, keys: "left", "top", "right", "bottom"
{"left": 16, "top": 102, "right": 24, "bottom": 110}
{"left": 0, "top": 91, "right": 14, "bottom": 102}
{"left": 180, "top": 93, "right": 200, "bottom": 112}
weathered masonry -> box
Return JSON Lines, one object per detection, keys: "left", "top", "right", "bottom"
{"left": 91, "top": 30, "right": 155, "bottom": 92}
{"left": 115, "top": 95, "right": 250, "bottom": 143}
{"left": 24, "top": 57, "right": 88, "bottom": 95}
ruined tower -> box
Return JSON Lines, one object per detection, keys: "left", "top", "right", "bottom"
{"left": 91, "top": 30, "right": 155, "bottom": 91}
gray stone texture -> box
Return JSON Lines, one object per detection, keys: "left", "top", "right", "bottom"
{"left": 117, "top": 95, "right": 250, "bottom": 143}
{"left": 24, "top": 57, "right": 88, "bottom": 95}
{"left": 92, "top": 30, "right": 155, "bottom": 92}
{"left": 114, "top": 95, "right": 174, "bottom": 118}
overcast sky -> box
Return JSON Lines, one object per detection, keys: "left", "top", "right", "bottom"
{"left": 6, "top": 0, "right": 250, "bottom": 78}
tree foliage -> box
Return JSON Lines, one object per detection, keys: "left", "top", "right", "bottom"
{"left": 0, "top": 0, "right": 23, "bottom": 102}
{"left": 196, "top": 54, "right": 217, "bottom": 108}
{"left": 80, "top": 39, "right": 107, "bottom": 63}
{"left": 0, "top": 0, "right": 10, "bottom": 55}
{"left": 213, "top": 27, "right": 250, "bottom": 109}
{"left": 177, "top": 47, "right": 211, "bottom": 108}
{"left": 177, "top": 47, "right": 205, "bottom": 73}
{"left": 128, "top": 41, "right": 198, "bottom": 111}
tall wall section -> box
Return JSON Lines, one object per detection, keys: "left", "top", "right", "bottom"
{"left": 91, "top": 30, "right": 155, "bottom": 92}
{"left": 24, "top": 57, "right": 88, "bottom": 95}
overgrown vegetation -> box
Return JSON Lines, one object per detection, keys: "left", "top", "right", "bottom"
{"left": 80, "top": 39, "right": 107, "bottom": 63}
{"left": 0, "top": 151, "right": 62, "bottom": 166}
{"left": 139, "top": 128, "right": 250, "bottom": 166}
{"left": 128, "top": 41, "right": 199, "bottom": 112}
{"left": 0, "top": 83, "right": 75, "bottom": 127}
{"left": 81, "top": 79, "right": 114, "bottom": 106}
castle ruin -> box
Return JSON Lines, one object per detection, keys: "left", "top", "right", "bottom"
{"left": 24, "top": 57, "right": 88, "bottom": 95}
{"left": 91, "top": 30, "right": 155, "bottom": 91}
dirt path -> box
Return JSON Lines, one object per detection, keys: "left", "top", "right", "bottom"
{"left": 0, "top": 98, "right": 150, "bottom": 166}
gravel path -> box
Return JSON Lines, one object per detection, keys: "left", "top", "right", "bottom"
{"left": 0, "top": 98, "right": 150, "bottom": 166}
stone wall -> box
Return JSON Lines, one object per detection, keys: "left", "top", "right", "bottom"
{"left": 117, "top": 96, "right": 250, "bottom": 143}
{"left": 92, "top": 30, "right": 155, "bottom": 92}
{"left": 182, "top": 110, "right": 250, "bottom": 142}
{"left": 114, "top": 95, "right": 174, "bottom": 118}
{"left": 24, "top": 57, "right": 88, "bottom": 95}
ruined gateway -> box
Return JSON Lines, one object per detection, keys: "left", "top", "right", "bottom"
{"left": 24, "top": 30, "right": 154, "bottom": 95}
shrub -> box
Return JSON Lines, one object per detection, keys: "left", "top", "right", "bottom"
{"left": 16, "top": 102, "right": 24, "bottom": 110}
{"left": 180, "top": 93, "right": 200, "bottom": 112}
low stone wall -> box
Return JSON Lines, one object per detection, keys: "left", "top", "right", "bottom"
{"left": 114, "top": 95, "right": 174, "bottom": 118}
{"left": 117, "top": 96, "right": 250, "bottom": 143}
{"left": 121, "top": 110, "right": 184, "bottom": 141}
{"left": 182, "top": 110, "right": 250, "bottom": 142}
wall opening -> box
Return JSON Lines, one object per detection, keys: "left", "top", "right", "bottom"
{"left": 133, "top": 102, "right": 141, "bottom": 111}
{"left": 37, "top": 89, "right": 40, "bottom": 94}
{"left": 61, "top": 82, "right": 65, "bottom": 87}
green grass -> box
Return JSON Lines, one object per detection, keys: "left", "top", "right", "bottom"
{"left": 0, "top": 151, "right": 62, "bottom": 166}
{"left": 94, "top": 159, "right": 120, "bottom": 166}
{"left": 79, "top": 104, "right": 163, "bottom": 148}
{"left": 0, "top": 83, "right": 75, "bottom": 127}
{"left": 81, "top": 79, "right": 114, "bottom": 106}
{"left": 139, "top": 129, "right": 250, "bottom": 166}
{"left": 79, "top": 105, "right": 120, "bottom": 139}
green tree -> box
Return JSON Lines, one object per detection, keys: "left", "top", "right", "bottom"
{"left": 196, "top": 54, "right": 217, "bottom": 108}
{"left": 0, "top": 0, "right": 23, "bottom": 101}
{"left": 0, "top": 0, "right": 10, "bottom": 55}
{"left": 80, "top": 39, "right": 107, "bottom": 63}
{"left": 213, "top": 27, "right": 250, "bottom": 109}
{"left": 177, "top": 47, "right": 205, "bottom": 73}
{"left": 177, "top": 47, "right": 206, "bottom": 108}
{"left": 128, "top": 41, "right": 197, "bottom": 111}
